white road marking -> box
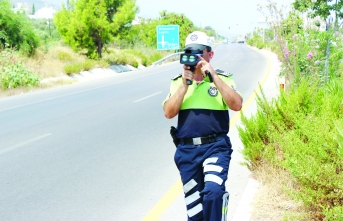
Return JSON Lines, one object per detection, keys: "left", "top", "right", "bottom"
{"left": 133, "top": 91, "right": 162, "bottom": 103}
{"left": 0, "top": 66, "right": 179, "bottom": 112}
{"left": 0, "top": 133, "right": 52, "bottom": 155}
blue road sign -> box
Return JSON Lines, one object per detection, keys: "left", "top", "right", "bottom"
{"left": 156, "top": 25, "right": 180, "bottom": 50}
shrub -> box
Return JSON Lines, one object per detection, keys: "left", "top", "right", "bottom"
{"left": 64, "top": 63, "right": 83, "bottom": 75}
{"left": 131, "top": 60, "right": 139, "bottom": 68}
{"left": 147, "top": 52, "right": 163, "bottom": 65}
{"left": 83, "top": 59, "right": 96, "bottom": 71}
{"left": 238, "top": 78, "right": 343, "bottom": 219}
{"left": 0, "top": 0, "right": 40, "bottom": 57}
{"left": 58, "top": 51, "right": 74, "bottom": 61}
{"left": 63, "top": 59, "right": 104, "bottom": 74}
{"left": 0, "top": 63, "right": 40, "bottom": 89}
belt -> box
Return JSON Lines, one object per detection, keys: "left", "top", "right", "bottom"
{"left": 179, "top": 134, "right": 226, "bottom": 146}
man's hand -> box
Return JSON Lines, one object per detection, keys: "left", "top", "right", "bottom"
{"left": 196, "top": 55, "right": 242, "bottom": 111}
{"left": 182, "top": 65, "right": 194, "bottom": 85}
{"left": 196, "top": 55, "right": 217, "bottom": 79}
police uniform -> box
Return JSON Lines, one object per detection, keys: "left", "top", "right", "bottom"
{"left": 163, "top": 69, "right": 240, "bottom": 221}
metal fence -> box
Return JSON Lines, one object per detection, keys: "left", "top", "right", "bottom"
{"left": 151, "top": 52, "right": 182, "bottom": 66}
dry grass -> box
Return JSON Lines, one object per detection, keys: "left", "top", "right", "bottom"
{"left": 0, "top": 78, "right": 76, "bottom": 98}
{"left": 0, "top": 44, "right": 90, "bottom": 97}
{"left": 0, "top": 43, "right": 172, "bottom": 98}
{"left": 22, "top": 45, "right": 86, "bottom": 78}
{"left": 250, "top": 162, "right": 310, "bottom": 221}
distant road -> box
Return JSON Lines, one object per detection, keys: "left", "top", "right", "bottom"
{"left": 0, "top": 43, "right": 267, "bottom": 221}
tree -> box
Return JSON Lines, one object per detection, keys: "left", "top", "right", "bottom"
{"left": 203, "top": 26, "right": 216, "bottom": 37}
{"left": 293, "top": 0, "right": 343, "bottom": 28}
{"left": 0, "top": 0, "right": 39, "bottom": 56}
{"left": 159, "top": 10, "right": 195, "bottom": 49}
{"left": 117, "top": 10, "right": 196, "bottom": 49}
{"left": 32, "top": 4, "right": 35, "bottom": 15}
{"left": 282, "top": 11, "right": 303, "bottom": 37}
{"left": 54, "top": 0, "right": 138, "bottom": 58}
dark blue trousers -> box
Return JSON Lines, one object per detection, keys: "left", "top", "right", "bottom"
{"left": 174, "top": 136, "right": 233, "bottom": 221}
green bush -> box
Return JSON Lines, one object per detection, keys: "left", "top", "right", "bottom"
{"left": 58, "top": 51, "right": 74, "bottom": 61}
{"left": 147, "top": 52, "right": 163, "bottom": 65}
{"left": 115, "top": 53, "right": 130, "bottom": 65}
{"left": 63, "top": 59, "right": 104, "bottom": 74}
{"left": 97, "top": 59, "right": 110, "bottom": 68}
{"left": 0, "top": 0, "right": 40, "bottom": 56}
{"left": 0, "top": 63, "right": 40, "bottom": 89}
{"left": 256, "top": 41, "right": 265, "bottom": 49}
{"left": 238, "top": 78, "right": 343, "bottom": 219}
{"left": 131, "top": 60, "right": 139, "bottom": 68}
{"left": 64, "top": 63, "right": 83, "bottom": 75}
{"left": 141, "top": 56, "right": 149, "bottom": 66}
{"left": 83, "top": 59, "right": 96, "bottom": 71}
{"left": 125, "top": 49, "right": 148, "bottom": 67}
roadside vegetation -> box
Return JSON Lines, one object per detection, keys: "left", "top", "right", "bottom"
{"left": 243, "top": 1, "right": 343, "bottom": 220}
{"left": 0, "top": 0, "right": 223, "bottom": 97}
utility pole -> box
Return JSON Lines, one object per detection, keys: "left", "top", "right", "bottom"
{"left": 47, "top": 18, "right": 51, "bottom": 37}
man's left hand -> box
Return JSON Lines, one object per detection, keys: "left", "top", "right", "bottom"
{"left": 196, "top": 55, "right": 216, "bottom": 78}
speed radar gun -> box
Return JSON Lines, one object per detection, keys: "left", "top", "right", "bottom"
{"left": 179, "top": 48, "right": 212, "bottom": 85}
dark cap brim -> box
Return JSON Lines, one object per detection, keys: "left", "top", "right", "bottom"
{"left": 184, "top": 44, "right": 206, "bottom": 51}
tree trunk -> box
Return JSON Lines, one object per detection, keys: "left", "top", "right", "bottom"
{"left": 97, "top": 37, "right": 102, "bottom": 58}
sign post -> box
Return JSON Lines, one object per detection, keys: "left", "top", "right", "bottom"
{"left": 156, "top": 25, "right": 180, "bottom": 50}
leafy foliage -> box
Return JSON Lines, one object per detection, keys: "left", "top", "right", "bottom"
{"left": 0, "top": 62, "right": 40, "bottom": 89}
{"left": 54, "top": 0, "right": 138, "bottom": 58}
{"left": 244, "top": 1, "right": 343, "bottom": 219}
{"left": 293, "top": 0, "right": 343, "bottom": 23}
{"left": 30, "top": 19, "right": 60, "bottom": 42}
{"left": 118, "top": 10, "right": 211, "bottom": 50}
{"left": 238, "top": 79, "right": 343, "bottom": 219}
{"left": 0, "top": 0, "right": 40, "bottom": 56}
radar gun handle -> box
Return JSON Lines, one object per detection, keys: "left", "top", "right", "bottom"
{"left": 206, "top": 70, "right": 213, "bottom": 83}
{"left": 186, "top": 66, "right": 195, "bottom": 85}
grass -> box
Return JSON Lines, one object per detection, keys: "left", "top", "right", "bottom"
{"left": 250, "top": 162, "right": 308, "bottom": 220}
{"left": 0, "top": 42, "right": 174, "bottom": 97}
{"left": 238, "top": 77, "right": 343, "bottom": 220}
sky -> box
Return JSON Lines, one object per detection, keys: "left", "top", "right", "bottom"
{"left": 135, "top": 0, "right": 295, "bottom": 39}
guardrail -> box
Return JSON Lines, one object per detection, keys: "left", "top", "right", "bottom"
{"left": 152, "top": 52, "right": 182, "bottom": 66}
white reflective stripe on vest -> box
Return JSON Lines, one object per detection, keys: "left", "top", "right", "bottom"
{"left": 204, "top": 164, "right": 223, "bottom": 173}
{"left": 205, "top": 174, "right": 223, "bottom": 185}
{"left": 183, "top": 179, "right": 197, "bottom": 194}
{"left": 185, "top": 191, "right": 200, "bottom": 205}
{"left": 202, "top": 157, "right": 218, "bottom": 167}
{"left": 187, "top": 203, "right": 203, "bottom": 217}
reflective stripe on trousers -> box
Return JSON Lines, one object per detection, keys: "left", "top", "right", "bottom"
{"left": 222, "top": 192, "right": 230, "bottom": 221}
{"left": 174, "top": 136, "right": 233, "bottom": 221}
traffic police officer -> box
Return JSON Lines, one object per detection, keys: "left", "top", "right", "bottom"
{"left": 163, "top": 31, "right": 243, "bottom": 221}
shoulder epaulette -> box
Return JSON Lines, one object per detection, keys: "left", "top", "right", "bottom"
{"left": 172, "top": 74, "right": 182, "bottom": 80}
{"left": 215, "top": 69, "right": 232, "bottom": 77}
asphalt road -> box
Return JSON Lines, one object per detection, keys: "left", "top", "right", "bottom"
{"left": 0, "top": 43, "right": 267, "bottom": 221}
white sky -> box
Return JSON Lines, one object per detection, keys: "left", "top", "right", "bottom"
{"left": 135, "top": 0, "right": 295, "bottom": 39}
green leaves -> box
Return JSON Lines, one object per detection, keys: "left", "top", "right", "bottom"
{"left": 0, "top": 0, "right": 39, "bottom": 56}
{"left": 238, "top": 78, "right": 343, "bottom": 219}
{"left": 334, "top": 120, "right": 343, "bottom": 159}
{"left": 118, "top": 10, "right": 197, "bottom": 50}
{"left": 293, "top": 0, "right": 343, "bottom": 24}
{"left": 54, "top": 0, "right": 138, "bottom": 58}
{"left": 0, "top": 62, "right": 40, "bottom": 89}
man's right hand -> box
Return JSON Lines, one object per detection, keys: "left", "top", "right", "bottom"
{"left": 182, "top": 65, "right": 194, "bottom": 85}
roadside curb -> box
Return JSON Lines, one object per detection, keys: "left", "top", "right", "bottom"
{"left": 232, "top": 178, "right": 260, "bottom": 221}
{"left": 230, "top": 46, "right": 281, "bottom": 221}
{"left": 39, "top": 64, "right": 147, "bottom": 84}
